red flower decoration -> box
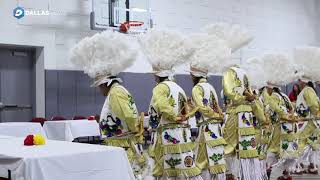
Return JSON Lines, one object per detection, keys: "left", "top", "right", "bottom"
{"left": 24, "top": 135, "right": 34, "bottom": 146}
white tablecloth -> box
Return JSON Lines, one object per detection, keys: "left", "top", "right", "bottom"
{"left": 0, "top": 137, "right": 134, "bottom": 180}
{"left": 43, "top": 120, "right": 100, "bottom": 141}
{"left": 0, "top": 122, "right": 46, "bottom": 138}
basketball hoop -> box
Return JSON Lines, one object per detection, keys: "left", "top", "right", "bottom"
{"left": 119, "top": 21, "right": 144, "bottom": 33}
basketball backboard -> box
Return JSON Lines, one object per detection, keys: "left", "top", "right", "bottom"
{"left": 90, "top": 0, "right": 152, "bottom": 33}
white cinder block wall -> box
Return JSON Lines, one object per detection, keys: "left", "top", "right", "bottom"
{"left": 0, "top": 0, "right": 319, "bottom": 73}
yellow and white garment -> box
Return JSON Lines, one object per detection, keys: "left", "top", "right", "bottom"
{"left": 192, "top": 79, "right": 227, "bottom": 176}
{"left": 147, "top": 97, "right": 160, "bottom": 158}
{"left": 269, "top": 92, "right": 298, "bottom": 170}
{"left": 255, "top": 92, "right": 272, "bottom": 161}
{"left": 223, "top": 66, "right": 260, "bottom": 180}
{"left": 296, "top": 87, "right": 320, "bottom": 150}
{"left": 152, "top": 80, "right": 201, "bottom": 178}
{"left": 99, "top": 83, "right": 146, "bottom": 176}
{"left": 277, "top": 93, "right": 298, "bottom": 160}
{"left": 229, "top": 67, "right": 258, "bottom": 159}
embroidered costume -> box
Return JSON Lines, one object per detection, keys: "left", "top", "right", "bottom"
{"left": 258, "top": 53, "right": 298, "bottom": 179}
{"left": 223, "top": 66, "right": 262, "bottom": 180}
{"left": 151, "top": 80, "right": 201, "bottom": 177}
{"left": 186, "top": 32, "right": 232, "bottom": 180}
{"left": 139, "top": 29, "right": 202, "bottom": 179}
{"left": 70, "top": 31, "right": 146, "bottom": 179}
{"left": 100, "top": 83, "right": 146, "bottom": 176}
{"left": 192, "top": 78, "right": 227, "bottom": 179}
{"left": 295, "top": 85, "right": 320, "bottom": 173}
{"left": 293, "top": 46, "right": 320, "bottom": 174}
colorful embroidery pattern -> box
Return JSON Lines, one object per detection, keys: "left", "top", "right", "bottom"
{"left": 308, "top": 135, "right": 318, "bottom": 142}
{"left": 169, "top": 95, "right": 176, "bottom": 107}
{"left": 242, "top": 113, "right": 251, "bottom": 126}
{"left": 296, "top": 104, "right": 310, "bottom": 117}
{"left": 166, "top": 157, "right": 182, "bottom": 169}
{"left": 282, "top": 142, "right": 289, "bottom": 150}
{"left": 257, "top": 145, "right": 262, "bottom": 155}
{"left": 183, "top": 129, "right": 187, "bottom": 142}
{"left": 240, "top": 138, "right": 256, "bottom": 150}
{"left": 209, "top": 153, "right": 223, "bottom": 165}
{"left": 149, "top": 106, "right": 160, "bottom": 129}
{"left": 178, "top": 92, "right": 187, "bottom": 115}
{"left": 252, "top": 117, "right": 257, "bottom": 127}
{"left": 281, "top": 124, "right": 292, "bottom": 134}
{"left": 202, "top": 98, "right": 209, "bottom": 106}
{"left": 298, "top": 122, "right": 305, "bottom": 129}
{"left": 184, "top": 156, "right": 194, "bottom": 167}
{"left": 270, "top": 111, "right": 278, "bottom": 124}
{"left": 195, "top": 111, "right": 202, "bottom": 120}
{"left": 164, "top": 132, "right": 180, "bottom": 144}
{"left": 205, "top": 125, "right": 218, "bottom": 139}
{"left": 128, "top": 95, "right": 138, "bottom": 115}
{"left": 100, "top": 115, "right": 123, "bottom": 137}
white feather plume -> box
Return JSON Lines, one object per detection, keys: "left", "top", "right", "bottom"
{"left": 261, "top": 53, "right": 296, "bottom": 86}
{"left": 204, "top": 23, "right": 254, "bottom": 53}
{"left": 138, "top": 29, "right": 194, "bottom": 71}
{"left": 70, "top": 31, "right": 137, "bottom": 78}
{"left": 294, "top": 46, "right": 320, "bottom": 81}
{"left": 188, "top": 33, "right": 232, "bottom": 74}
{"left": 241, "top": 57, "right": 267, "bottom": 88}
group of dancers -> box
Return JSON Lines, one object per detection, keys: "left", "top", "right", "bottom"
{"left": 70, "top": 23, "right": 320, "bottom": 180}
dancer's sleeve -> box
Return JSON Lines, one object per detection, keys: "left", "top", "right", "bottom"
{"left": 222, "top": 69, "right": 246, "bottom": 105}
{"left": 192, "top": 85, "right": 220, "bottom": 118}
{"left": 304, "top": 87, "right": 320, "bottom": 116}
{"left": 152, "top": 83, "right": 177, "bottom": 121}
{"left": 251, "top": 99, "right": 267, "bottom": 125}
{"left": 109, "top": 87, "right": 139, "bottom": 133}
{"left": 267, "top": 94, "right": 286, "bottom": 117}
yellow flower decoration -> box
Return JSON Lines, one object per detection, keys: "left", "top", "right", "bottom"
{"left": 33, "top": 134, "right": 46, "bottom": 145}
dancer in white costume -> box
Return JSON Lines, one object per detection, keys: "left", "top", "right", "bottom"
{"left": 70, "top": 31, "right": 146, "bottom": 179}
{"left": 205, "top": 23, "right": 263, "bottom": 180}
{"left": 186, "top": 33, "right": 231, "bottom": 180}
{"left": 139, "top": 29, "right": 203, "bottom": 180}
{"left": 292, "top": 47, "right": 320, "bottom": 175}
{"left": 258, "top": 54, "right": 298, "bottom": 180}
{"left": 241, "top": 57, "right": 269, "bottom": 180}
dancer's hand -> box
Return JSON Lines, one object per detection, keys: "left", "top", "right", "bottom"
{"left": 176, "top": 115, "right": 187, "bottom": 122}
{"left": 245, "top": 94, "right": 256, "bottom": 102}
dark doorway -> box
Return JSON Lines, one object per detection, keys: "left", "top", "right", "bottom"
{"left": 0, "top": 47, "right": 35, "bottom": 122}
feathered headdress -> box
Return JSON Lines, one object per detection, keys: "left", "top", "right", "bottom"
{"left": 241, "top": 57, "right": 266, "bottom": 89}
{"left": 294, "top": 46, "right": 320, "bottom": 82}
{"left": 70, "top": 31, "right": 137, "bottom": 87}
{"left": 188, "top": 33, "right": 232, "bottom": 77}
{"left": 138, "top": 29, "right": 194, "bottom": 77}
{"left": 261, "top": 53, "right": 297, "bottom": 87}
{"left": 204, "top": 23, "right": 253, "bottom": 53}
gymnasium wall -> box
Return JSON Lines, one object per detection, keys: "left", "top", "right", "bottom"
{"left": 0, "top": 0, "right": 319, "bottom": 118}
{"left": 0, "top": 0, "right": 319, "bottom": 72}
{"left": 45, "top": 70, "right": 223, "bottom": 119}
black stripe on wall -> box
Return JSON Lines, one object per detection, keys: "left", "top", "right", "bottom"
{"left": 45, "top": 70, "right": 303, "bottom": 119}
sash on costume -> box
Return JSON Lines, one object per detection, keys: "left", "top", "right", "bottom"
{"left": 238, "top": 112, "right": 258, "bottom": 158}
